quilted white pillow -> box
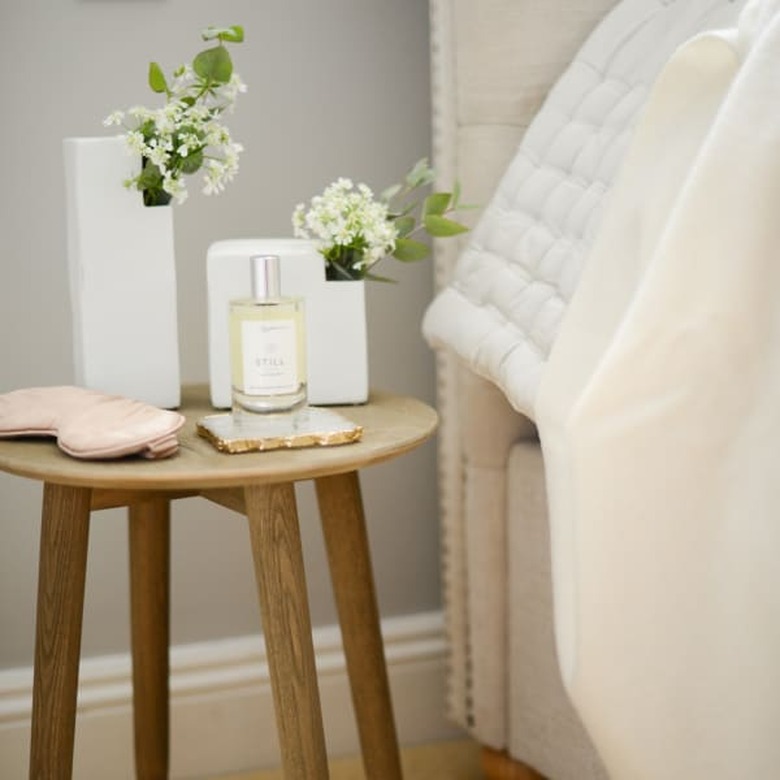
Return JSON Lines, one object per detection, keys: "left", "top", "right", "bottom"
{"left": 422, "top": 0, "right": 745, "bottom": 419}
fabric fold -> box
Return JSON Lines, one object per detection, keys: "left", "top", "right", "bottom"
{"left": 536, "top": 1, "right": 780, "bottom": 776}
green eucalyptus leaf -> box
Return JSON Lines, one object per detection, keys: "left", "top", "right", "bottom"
{"left": 148, "top": 62, "right": 168, "bottom": 94}
{"left": 393, "top": 238, "right": 430, "bottom": 262}
{"left": 193, "top": 45, "right": 233, "bottom": 84}
{"left": 139, "top": 118, "right": 156, "bottom": 139}
{"left": 405, "top": 157, "right": 435, "bottom": 188}
{"left": 393, "top": 215, "right": 415, "bottom": 237}
{"left": 144, "top": 188, "right": 172, "bottom": 207}
{"left": 202, "top": 25, "right": 245, "bottom": 43}
{"left": 424, "top": 192, "right": 451, "bottom": 216}
{"left": 179, "top": 148, "right": 204, "bottom": 174}
{"left": 424, "top": 214, "right": 470, "bottom": 237}
{"left": 380, "top": 183, "right": 402, "bottom": 203}
{"left": 137, "top": 160, "right": 163, "bottom": 190}
{"left": 226, "top": 25, "right": 245, "bottom": 42}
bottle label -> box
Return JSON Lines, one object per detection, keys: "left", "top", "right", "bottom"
{"left": 241, "top": 319, "right": 298, "bottom": 395}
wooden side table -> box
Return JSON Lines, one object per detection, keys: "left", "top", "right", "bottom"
{"left": 0, "top": 385, "right": 437, "bottom": 780}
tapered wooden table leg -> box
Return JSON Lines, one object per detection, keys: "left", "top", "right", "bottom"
{"left": 129, "top": 497, "right": 170, "bottom": 780}
{"left": 29, "top": 483, "right": 92, "bottom": 780}
{"left": 245, "top": 482, "right": 329, "bottom": 780}
{"left": 315, "top": 471, "right": 403, "bottom": 780}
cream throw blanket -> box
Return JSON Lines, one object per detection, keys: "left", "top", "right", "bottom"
{"left": 536, "top": 1, "right": 780, "bottom": 777}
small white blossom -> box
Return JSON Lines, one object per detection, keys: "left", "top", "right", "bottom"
{"left": 146, "top": 139, "right": 170, "bottom": 168}
{"left": 128, "top": 105, "right": 153, "bottom": 121}
{"left": 216, "top": 73, "right": 248, "bottom": 107}
{"left": 292, "top": 177, "right": 399, "bottom": 279}
{"left": 170, "top": 64, "right": 195, "bottom": 94}
{"left": 103, "top": 110, "right": 125, "bottom": 127}
{"left": 125, "top": 130, "right": 146, "bottom": 155}
{"left": 202, "top": 160, "right": 226, "bottom": 195}
{"left": 163, "top": 173, "right": 188, "bottom": 204}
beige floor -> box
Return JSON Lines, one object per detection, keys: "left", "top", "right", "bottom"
{"left": 215, "top": 739, "right": 483, "bottom": 780}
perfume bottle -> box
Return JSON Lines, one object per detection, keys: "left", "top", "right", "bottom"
{"left": 229, "top": 254, "right": 307, "bottom": 413}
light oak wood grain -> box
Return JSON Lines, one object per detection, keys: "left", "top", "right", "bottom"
{"left": 317, "top": 471, "right": 403, "bottom": 780}
{"left": 0, "top": 386, "right": 438, "bottom": 491}
{"left": 129, "top": 498, "right": 171, "bottom": 780}
{"left": 30, "top": 483, "right": 92, "bottom": 779}
{"left": 245, "top": 482, "right": 329, "bottom": 780}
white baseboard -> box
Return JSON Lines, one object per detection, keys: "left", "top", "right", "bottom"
{"left": 0, "top": 610, "right": 461, "bottom": 779}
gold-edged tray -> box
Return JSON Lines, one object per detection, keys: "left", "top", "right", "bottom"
{"left": 197, "top": 406, "right": 363, "bottom": 454}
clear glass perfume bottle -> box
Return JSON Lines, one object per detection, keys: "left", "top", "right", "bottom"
{"left": 229, "top": 254, "right": 307, "bottom": 414}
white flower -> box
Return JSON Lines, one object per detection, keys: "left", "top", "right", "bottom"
{"left": 128, "top": 105, "right": 153, "bottom": 121}
{"left": 170, "top": 64, "right": 195, "bottom": 94}
{"left": 146, "top": 139, "right": 170, "bottom": 168}
{"left": 292, "top": 177, "right": 399, "bottom": 278}
{"left": 202, "top": 159, "right": 227, "bottom": 195}
{"left": 201, "top": 120, "right": 230, "bottom": 147}
{"left": 163, "top": 172, "right": 188, "bottom": 204}
{"left": 153, "top": 108, "right": 177, "bottom": 137}
{"left": 125, "top": 130, "right": 146, "bottom": 155}
{"left": 103, "top": 110, "right": 124, "bottom": 127}
{"left": 216, "top": 73, "right": 248, "bottom": 107}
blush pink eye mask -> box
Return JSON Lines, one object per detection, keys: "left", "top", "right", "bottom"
{"left": 0, "top": 386, "right": 186, "bottom": 460}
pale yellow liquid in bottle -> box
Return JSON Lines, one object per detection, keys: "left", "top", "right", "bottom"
{"left": 229, "top": 297, "right": 307, "bottom": 413}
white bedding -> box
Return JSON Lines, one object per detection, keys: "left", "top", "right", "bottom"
{"left": 422, "top": 0, "right": 780, "bottom": 776}
{"left": 537, "top": 1, "right": 780, "bottom": 776}
{"left": 422, "top": 0, "right": 744, "bottom": 419}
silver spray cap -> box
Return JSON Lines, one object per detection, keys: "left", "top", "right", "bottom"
{"left": 250, "top": 254, "right": 281, "bottom": 300}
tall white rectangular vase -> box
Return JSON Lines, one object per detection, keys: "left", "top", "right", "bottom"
{"left": 63, "top": 136, "right": 181, "bottom": 408}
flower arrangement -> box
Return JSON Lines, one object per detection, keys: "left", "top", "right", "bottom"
{"left": 104, "top": 25, "right": 246, "bottom": 206}
{"left": 292, "top": 159, "right": 470, "bottom": 281}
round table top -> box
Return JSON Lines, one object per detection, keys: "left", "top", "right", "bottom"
{"left": 0, "top": 385, "right": 438, "bottom": 490}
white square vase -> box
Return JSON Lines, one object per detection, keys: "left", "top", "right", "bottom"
{"left": 207, "top": 238, "right": 369, "bottom": 407}
{"left": 63, "top": 136, "right": 181, "bottom": 408}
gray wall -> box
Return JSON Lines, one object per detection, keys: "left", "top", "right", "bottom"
{"left": 0, "top": 0, "right": 439, "bottom": 668}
